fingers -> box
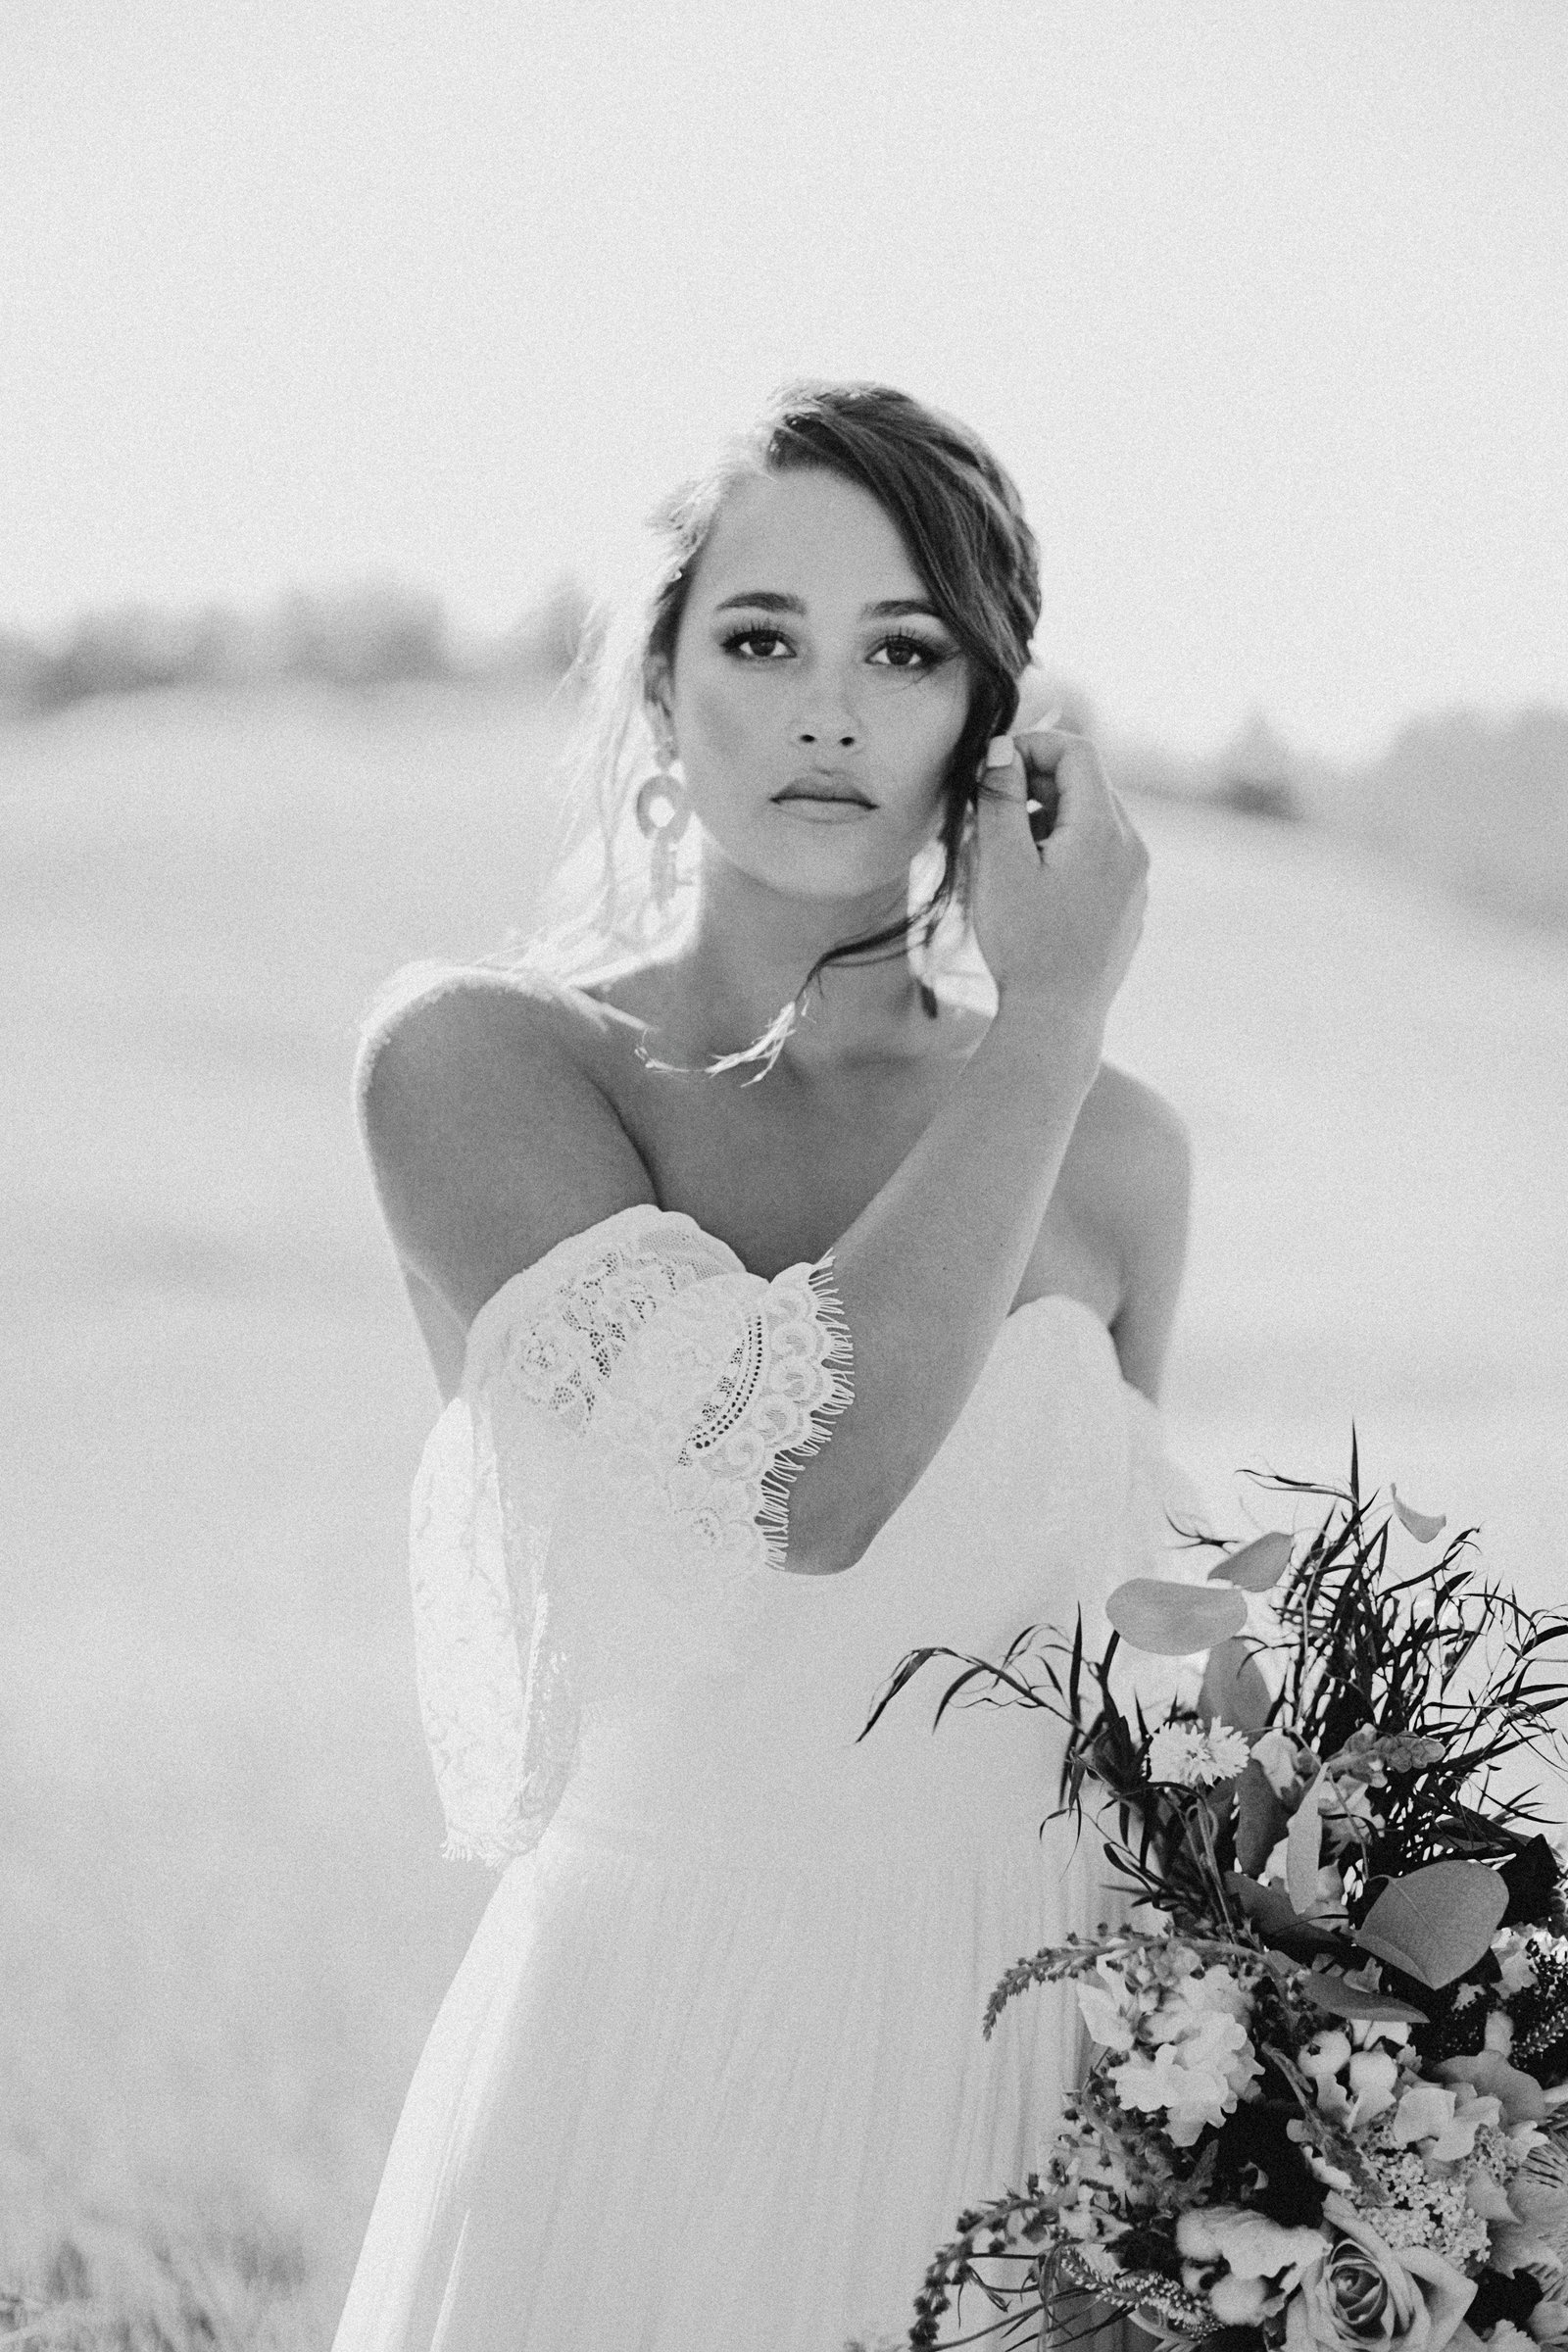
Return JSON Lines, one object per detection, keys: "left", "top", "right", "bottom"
{"left": 974, "top": 737, "right": 1048, "bottom": 872}
{"left": 1015, "top": 729, "right": 1105, "bottom": 847}
{"left": 981, "top": 733, "right": 1025, "bottom": 791}
{"left": 978, "top": 724, "right": 1145, "bottom": 872}
{"left": 983, "top": 721, "right": 1079, "bottom": 780}
{"left": 1010, "top": 721, "right": 1077, "bottom": 772}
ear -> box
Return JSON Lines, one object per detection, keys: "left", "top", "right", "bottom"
{"left": 642, "top": 652, "right": 675, "bottom": 760}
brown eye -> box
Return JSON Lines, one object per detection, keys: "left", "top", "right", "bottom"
{"left": 721, "top": 627, "right": 793, "bottom": 661}
{"left": 867, "top": 633, "right": 948, "bottom": 671}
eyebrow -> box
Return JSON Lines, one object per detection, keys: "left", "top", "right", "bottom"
{"left": 711, "top": 591, "right": 948, "bottom": 621}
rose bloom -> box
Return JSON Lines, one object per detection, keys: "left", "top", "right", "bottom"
{"left": 1284, "top": 2194, "right": 1475, "bottom": 2352}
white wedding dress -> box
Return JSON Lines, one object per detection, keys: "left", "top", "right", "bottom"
{"left": 331, "top": 1192, "right": 1208, "bottom": 2352}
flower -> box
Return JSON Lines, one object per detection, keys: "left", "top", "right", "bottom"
{"left": 1495, "top": 1936, "right": 1542, "bottom": 1998}
{"left": 1147, "top": 1960, "right": 1253, "bottom": 2041}
{"left": 1320, "top": 1774, "right": 1383, "bottom": 1848}
{"left": 1326, "top": 1729, "right": 1389, "bottom": 1787}
{"left": 1298, "top": 2032, "right": 1401, "bottom": 2131}
{"left": 1078, "top": 1970, "right": 1140, "bottom": 2055}
{"left": 1107, "top": 1999, "right": 1262, "bottom": 2146}
{"left": 1485, "top": 2325, "right": 1539, "bottom": 2352}
{"left": 1178, "top": 2205, "right": 1328, "bottom": 2292}
{"left": 1392, "top": 2084, "right": 1505, "bottom": 2167}
{"left": 1505, "top": 2136, "right": 1568, "bottom": 2246}
{"left": 1099, "top": 1956, "right": 1265, "bottom": 2143}
{"left": 1284, "top": 2193, "right": 1476, "bottom": 2352}
{"left": 1439, "top": 2053, "right": 1549, "bottom": 2128}
{"left": 1148, "top": 1721, "right": 1254, "bottom": 1788}
{"left": 1349, "top": 2050, "right": 1401, "bottom": 2122}
{"left": 1377, "top": 1735, "right": 1447, "bottom": 1773}
{"left": 1301, "top": 2031, "right": 1355, "bottom": 2087}
{"left": 1207, "top": 1724, "right": 1255, "bottom": 1782}
{"left": 1212, "top": 2273, "right": 1274, "bottom": 2323}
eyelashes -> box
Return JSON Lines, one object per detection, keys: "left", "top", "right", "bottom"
{"left": 717, "top": 625, "right": 953, "bottom": 674}
{"left": 717, "top": 627, "right": 791, "bottom": 661}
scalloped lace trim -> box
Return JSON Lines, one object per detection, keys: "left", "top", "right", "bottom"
{"left": 504, "top": 1229, "right": 855, "bottom": 1578}
{"left": 671, "top": 1258, "right": 855, "bottom": 1572}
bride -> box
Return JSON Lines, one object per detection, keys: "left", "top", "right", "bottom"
{"left": 334, "top": 381, "right": 1203, "bottom": 2350}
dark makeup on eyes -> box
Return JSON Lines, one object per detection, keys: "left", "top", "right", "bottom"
{"left": 709, "top": 590, "right": 957, "bottom": 672}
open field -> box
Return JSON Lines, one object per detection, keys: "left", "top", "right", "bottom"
{"left": 4, "top": 683, "right": 1566, "bottom": 2345}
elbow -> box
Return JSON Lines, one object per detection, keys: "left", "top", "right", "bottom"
{"left": 783, "top": 1544, "right": 869, "bottom": 1581}
{"left": 781, "top": 1488, "right": 886, "bottom": 1579}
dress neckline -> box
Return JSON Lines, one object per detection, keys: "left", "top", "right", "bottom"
{"left": 459, "top": 1200, "right": 1116, "bottom": 1407}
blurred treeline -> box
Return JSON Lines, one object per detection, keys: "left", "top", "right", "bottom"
{"left": 4, "top": 576, "right": 1564, "bottom": 930}
{"left": 1115, "top": 703, "right": 1568, "bottom": 935}
{"left": 0, "top": 576, "right": 593, "bottom": 710}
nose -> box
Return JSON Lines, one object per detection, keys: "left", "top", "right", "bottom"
{"left": 791, "top": 653, "right": 863, "bottom": 754}
{"left": 793, "top": 708, "right": 860, "bottom": 753}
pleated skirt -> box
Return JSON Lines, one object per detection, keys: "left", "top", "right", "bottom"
{"left": 331, "top": 1795, "right": 1101, "bottom": 2352}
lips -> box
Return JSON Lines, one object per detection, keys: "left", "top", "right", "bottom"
{"left": 774, "top": 776, "right": 875, "bottom": 807}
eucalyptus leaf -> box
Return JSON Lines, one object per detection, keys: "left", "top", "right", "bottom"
{"left": 1225, "top": 1873, "right": 1345, "bottom": 1957}
{"left": 1297, "top": 1974, "right": 1428, "bottom": 2025}
{"left": 1105, "top": 1578, "right": 1248, "bottom": 1656}
{"left": 1352, "top": 1861, "right": 1508, "bottom": 1988}
{"left": 1233, "top": 1758, "right": 1287, "bottom": 1877}
{"left": 1199, "top": 1637, "right": 1274, "bottom": 1736}
{"left": 1390, "top": 1486, "right": 1446, "bottom": 1544}
{"left": 1207, "top": 1531, "right": 1294, "bottom": 1592}
{"left": 1287, "top": 1771, "right": 1326, "bottom": 1913}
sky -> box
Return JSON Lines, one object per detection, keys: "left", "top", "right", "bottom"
{"left": 3, "top": 0, "right": 1565, "bottom": 762}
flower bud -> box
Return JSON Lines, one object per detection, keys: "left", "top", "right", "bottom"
{"left": 1209, "top": 2273, "right": 1270, "bottom": 2324}
{"left": 1177, "top": 2210, "right": 1226, "bottom": 2262}
{"left": 1301, "top": 2031, "right": 1352, "bottom": 2082}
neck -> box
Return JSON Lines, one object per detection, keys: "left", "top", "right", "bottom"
{"left": 655, "top": 842, "right": 936, "bottom": 1077}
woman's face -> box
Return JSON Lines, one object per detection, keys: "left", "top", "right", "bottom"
{"left": 651, "top": 466, "right": 974, "bottom": 903}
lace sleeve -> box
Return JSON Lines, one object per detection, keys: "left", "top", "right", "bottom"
{"left": 405, "top": 1204, "right": 855, "bottom": 1866}
{"left": 469, "top": 1203, "right": 855, "bottom": 1579}
{"left": 407, "top": 1384, "right": 581, "bottom": 1867}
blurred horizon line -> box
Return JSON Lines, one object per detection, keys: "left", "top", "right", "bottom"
{"left": 5, "top": 573, "right": 1566, "bottom": 793}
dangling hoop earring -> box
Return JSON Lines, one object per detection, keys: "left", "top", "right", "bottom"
{"left": 634, "top": 758, "right": 691, "bottom": 915}
{"left": 954, "top": 807, "right": 978, "bottom": 924}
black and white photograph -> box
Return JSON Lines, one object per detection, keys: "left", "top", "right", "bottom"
{"left": 4, "top": 5, "right": 1567, "bottom": 2347}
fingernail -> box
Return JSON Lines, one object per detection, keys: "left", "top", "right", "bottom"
{"left": 985, "top": 734, "right": 1015, "bottom": 770}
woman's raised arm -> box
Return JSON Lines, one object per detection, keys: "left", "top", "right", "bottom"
{"left": 358, "top": 728, "right": 1150, "bottom": 1572}
{"left": 782, "top": 725, "right": 1151, "bottom": 1572}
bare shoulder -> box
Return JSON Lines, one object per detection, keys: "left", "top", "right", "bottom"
{"left": 1074, "top": 1061, "right": 1192, "bottom": 1203}
{"left": 1070, "top": 1061, "right": 1193, "bottom": 1400}
{"left": 355, "top": 967, "right": 657, "bottom": 1332}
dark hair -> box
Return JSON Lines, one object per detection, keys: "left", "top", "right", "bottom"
{"left": 643, "top": 380, "right": 1042, "bottom": 1020}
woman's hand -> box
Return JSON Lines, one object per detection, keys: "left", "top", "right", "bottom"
{"left": 967, "top": 724, "right": 1150, "bottom": 1039}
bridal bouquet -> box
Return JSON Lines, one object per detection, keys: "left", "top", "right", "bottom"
{"left": 863, "top": 1446, "right": 1568, "bottom": 2352}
